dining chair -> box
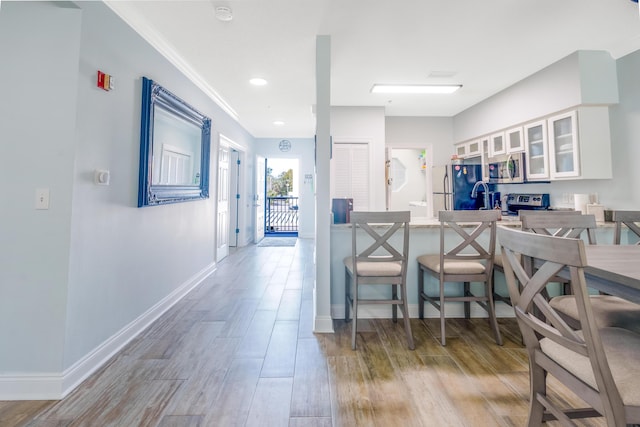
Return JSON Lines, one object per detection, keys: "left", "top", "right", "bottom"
{"left": 498, "top": 226, "right": 640, "bottom": 427}
{"left": 521, "top": 212, "right": 597, "bottom": 296}
{"left": 521, "top": 213, "right": 640, "bottom": 334}
{"left": 613, "top": 210, "right": 640, "bottom": 245}
{"left": 417, "top": 209, "right": 502, "bottom": 346}
{"left": 344, "top": 211, "right": 414, "bottom": 350}
{"left": 492, "top": 210, "right": 583, "bottom": 305}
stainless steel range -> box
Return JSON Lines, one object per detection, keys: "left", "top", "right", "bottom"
{"left": 505, "top": 193, "right": 550, "bottom": 215}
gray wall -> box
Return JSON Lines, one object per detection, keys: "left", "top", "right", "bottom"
{"left": 0, "top": 1, "right": 256, "bottom": 398}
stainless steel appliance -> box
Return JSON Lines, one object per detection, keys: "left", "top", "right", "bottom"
{"left": 505, "top": 193, "right": 550, "bottom": 215}
{"left": 488, "top": 153, "right": 525, "bottom": 183}
{"left": 432, "top": 164, "right": 496, "bottom": 213}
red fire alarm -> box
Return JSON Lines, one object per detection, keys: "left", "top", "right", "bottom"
{"left": 97, "top": 70, "right": 114, "bottom": 91}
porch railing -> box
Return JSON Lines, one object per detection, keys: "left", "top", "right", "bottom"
{"left": 266, "top": 196, "right": 299, "bottom": 234}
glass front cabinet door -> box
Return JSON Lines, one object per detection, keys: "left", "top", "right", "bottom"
{"left": 506, "top": 126, "right": 524, "bottom": 153}
{"left": 489, "top": 132, "right": 506, "bottom": 157}
{"left": 548, "top": 111, "right": 580, "bottom": 178}
{"left": 524, "top": 120, "right": 549, "bottom": 180}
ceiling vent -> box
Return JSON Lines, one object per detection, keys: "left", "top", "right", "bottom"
{"left": 215, "top": 6, "right": 233, "bottom": 22}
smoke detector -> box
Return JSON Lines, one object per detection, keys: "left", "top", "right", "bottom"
{"left": 215, "top": 6, "right": 233, "bottom": 22}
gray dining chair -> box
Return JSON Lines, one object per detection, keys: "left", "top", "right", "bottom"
{"left": 613, "top": 210, "right": 640, "bottom": 245}
{"left": 521, "top": 213, "right": 640, "bottom": 334}
{"left": 344, "top": 211, "right": 414, "bottom": 350}
{"left": 492, "top": 210, "right": 583, "bottom": 305}
{"left": 417, "top": 209, "right": 502, "bottom": 346}
{"left": 498, "top": 226, "right": 640, "bottom": 427}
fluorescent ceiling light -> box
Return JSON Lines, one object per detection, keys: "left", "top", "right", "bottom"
{"left": 273, "top": 120, "right": 285, "bottom": 126}
{"left": 249, "top": 78, "right": 268, "bottom": 86}
{"left": 371, "top": 84, "right": 462, "bottom": 94}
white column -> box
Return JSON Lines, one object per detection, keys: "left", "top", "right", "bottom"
{"left": 313, "top": 35, "right": 334, "bottom": 333}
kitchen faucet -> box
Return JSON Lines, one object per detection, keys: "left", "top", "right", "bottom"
{"left": 471, "top": 180, "right": 490, "bottom": 210}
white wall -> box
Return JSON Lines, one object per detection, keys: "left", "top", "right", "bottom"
{"left": 453, "top": 51, "right": 618, "bottom": 143}
{"left": 386, "top": 116, "right": 454, "bottom": 166}
{"left": 0, "top": 2, "right": 81, "bottom": 376}
{"left": 0, "top": 1, "right": 256, "bottom": 399}
{"left": 607, "top": 49, "right": 640, "bottom": 209}
{"left": 254, "top": 138, "right": 316, "bottom": 238}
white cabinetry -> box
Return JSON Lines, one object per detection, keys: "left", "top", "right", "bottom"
{"left": 454, "top": 139, "right": 482, "bottom": 159}
{"left": 489, "top": 132, "right": 506, "bottom": 157}
{"left": 548, "top": 107, "right": 612, "bottom": 180}
{"left": 506, "top": 126, "right": 524, "bottom": 153}
{"left": 455, "top": 106, "right": 612, "bottom": 182}
{"left": 481, "top": 137, "right": 490, "bottom": 181}
{"left": 524, "top": 120, "right": 549, "bottom": 180}
{"left": 466, "top": 140, "right": 482, "bottom": 157}
{"left": 548, "top": 111, "right": 579, "bottom": 178}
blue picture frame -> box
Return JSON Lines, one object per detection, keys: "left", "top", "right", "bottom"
{"left": 138, "top": 77, "right": 211, "bottom": 207}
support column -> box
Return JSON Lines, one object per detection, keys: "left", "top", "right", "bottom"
{"left": 313, "top": 35, "right": 334, "bottom": 333}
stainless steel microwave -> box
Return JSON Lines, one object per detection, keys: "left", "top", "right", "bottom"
{"left": 488, "top": 153, "right": 525, "bottom": 183}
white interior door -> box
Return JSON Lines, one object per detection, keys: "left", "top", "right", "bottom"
{"left": 255, "top": 155, "right": 265, "bottom": 242}
{"left": 216, "top": 142, "right": 230, "bottom": 262}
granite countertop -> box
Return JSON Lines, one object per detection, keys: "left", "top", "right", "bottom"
{"left": 331, "top": 214, "right": 614, "bottom": 229}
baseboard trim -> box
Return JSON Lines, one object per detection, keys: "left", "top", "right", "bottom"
{"left": 313, "top": 315, "right": 335, "bottom": 333}
{"left": 0, "top": 262, "right": 216, "bottom": 401}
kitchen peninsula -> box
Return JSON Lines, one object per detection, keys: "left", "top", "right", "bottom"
{"left": 329, "top": 216, "right": 618, "bottom": 320}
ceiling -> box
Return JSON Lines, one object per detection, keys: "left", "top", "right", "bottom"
{"left": 105, "top": 0, "right": 640, "bottom": 139}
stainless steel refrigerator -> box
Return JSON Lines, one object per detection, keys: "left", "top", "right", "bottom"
{"left": 432, "top": 164, "right": 493, "bottom": 214}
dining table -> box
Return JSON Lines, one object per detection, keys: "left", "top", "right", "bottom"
{"left": 582, "top": 245, "right": 640, "bottom": 304}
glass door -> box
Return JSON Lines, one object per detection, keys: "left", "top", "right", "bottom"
{"left": 548, "top": 111, "right": 580, "bottom": 178}
{"left": 524, "top": 120, "right": 549, "bottom": 180}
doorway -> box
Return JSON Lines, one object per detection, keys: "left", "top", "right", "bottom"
{"left": 265, "top": 158, "right": 299, "bottom": 237}
{"left": 217, "top": 135, "right": 246, "bottom": 261}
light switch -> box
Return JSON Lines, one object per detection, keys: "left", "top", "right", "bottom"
{"left": 35, "top": 188, "right": 49, "bottom": 210}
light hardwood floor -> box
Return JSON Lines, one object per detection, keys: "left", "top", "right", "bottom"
{"left": 0, "top": 238, "right": 605, "bottom": 426}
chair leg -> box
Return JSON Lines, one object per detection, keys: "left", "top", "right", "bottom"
{"left": 527, "top": 363, "right": 547, "bottom": 427}
{"left": 344, "top": 269, "right": 351, "bottom": 322}
{"left": 464, "top": 282, "right": 471, "bottom": 319}
{"left": 418, "top": 267, "right": 425, "bottom": 319}
{"left": 392, "top": 284, "right": 398, "bottom": 323}
{"left": 440, "top": 279, "right": 446, "bottom": 346}
{"left": 400, "top": 283, "right": 415, "bottom": 350}
{"left": 351, "top": 279, "right": 358, "bottom": 350}
{"left": 484, "top": 281, "right": 503, "bottom": 346}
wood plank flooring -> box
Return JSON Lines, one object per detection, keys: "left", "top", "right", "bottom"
{"left": 0, "top": 238, "right": 606, "bottom": 427}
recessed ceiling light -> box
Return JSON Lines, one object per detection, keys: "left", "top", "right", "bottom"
{"left": 371, "top": 84, "right": 462, "bottom": 94}
{"left": 250, "top": 78, "right": 267, "bottom": 86}
{"left": 273, "top": 120, "right": 285, "bottom": 126}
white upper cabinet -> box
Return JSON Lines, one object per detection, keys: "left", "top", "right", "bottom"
{"left": 489, "top": 132, "right": 506, "bottom": 157}
{"left": 481, "top": 137, "right": 490, "bottom": 181}
{"left": 524, "top": 120, "right": 549, "bottom": 180}
{"left": 506, "top": 126, "right": 524, "bottom": 153}
{"left": 455, "top": 106, "right": 612, "bottom": 181}
{"left": 454, "top": 139, "right": 482, "bottom": 159}
{"left": 548, "top": 107, "right": 612, "bottom": 180}
{"left": 467, "top": 139, "right": 482, "bottom": 157}
{"left": 548, "top": 111, "right": 579, "bottom": 178}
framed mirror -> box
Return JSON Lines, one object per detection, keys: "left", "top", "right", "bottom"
{"left": 138, "top": 77, "right": 212, "bottom": 207}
